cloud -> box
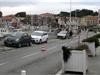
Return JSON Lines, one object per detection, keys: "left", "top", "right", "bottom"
{"left": 40, "top": 0, "right": 83, "bottom": 2}
{"left": 0, "top": 0, "right": 38, "bottom": 7}
{"left": 1, "top": 5, "right": 37, "bottom": 15}
{"left": 1, "top": 0, "right": 100, "bottom": 15}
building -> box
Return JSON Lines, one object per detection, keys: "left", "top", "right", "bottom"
{"left": 98, "top": 9, "right": 100, "bottom": 25}
{"left": 80, "top": 15, "right": 98, "bottom": 27}
{"left": 31, "top": 13, "right": 56, "bottom": 28}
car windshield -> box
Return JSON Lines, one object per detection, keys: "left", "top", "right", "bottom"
{"left": 12, "top": 30, "right": 17, "bottom": 32}
{"left": 12, "top": 32, "right": 23, "bottom": 38}
{"left": 59, "top": 31, "right": 67, "bottom": 34}
{"left": 32, "top": 32, "right": 43, "bottom": 36}
{"left": 12, "top": 29, "right": 22, "bottom": 32}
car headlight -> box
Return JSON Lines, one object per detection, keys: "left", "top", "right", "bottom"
{"left": 16, "top": 39, "right": 19, "bottom": 41}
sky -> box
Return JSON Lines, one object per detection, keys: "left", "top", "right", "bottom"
{"left": 0, "top": 0, "right": 100, "bottom": 16}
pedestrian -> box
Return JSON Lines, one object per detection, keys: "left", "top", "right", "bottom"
{"left": 69, "top": 30, "right": 73, "bottom": 37}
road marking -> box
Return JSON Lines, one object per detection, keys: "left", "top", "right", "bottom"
{"left": 21, "top": 36, "right": 79, "bottom": 59}
{"left": 0, "top": 63, "right": 6, "bottom": 66}
{"left": 21, "top": 52, "right": 40, "bottom": 59}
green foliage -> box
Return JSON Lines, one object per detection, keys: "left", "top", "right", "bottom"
{"left": 58, "top": 9, "right": 98, "bottom": 17}
{"left": 82, "top": 37, "right": 96, "bottom": 43}
{"left": 95, "top": 39, "right": 99, "bottom": 48}
{"left": 20, "top": 15, "right": 31, "bottom": 24}
{"left": 59, "top": 11, "right": 69, "bottom": 17}
{"left": 64, "top": 44, "right": 88, "bottom": 51}
{"left": 82, "top": 36, "right": 99, "bottom": 48}
{"left": 94, "top": 34, "right": 100, "bottom": 38}
{"left": 15, "top": 12, "right": 26, "bottom": 17}
{"left": 92, "top": 12, "right": 98, "bottom": 16}
{"left": 0, "top": 11, "right": 2, "bottom": 17}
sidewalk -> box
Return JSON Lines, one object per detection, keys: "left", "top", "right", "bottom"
{"left": 57, "top": 31, "right": 100, "bottom": 75}
{"left": 87, "top": 46, "right": 100, "bottom": 75}
{"left": 62, "top": 46, "right": 100, "bottom": 75}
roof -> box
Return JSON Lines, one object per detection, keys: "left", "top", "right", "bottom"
{"left": 40, "top": 13, "right": 55, "bottom": 17}
{"left": 3, "top": 15, "right": 13, "bottom": 21}
{"left": 34, "top": 31, "right": 47, "bottom": 33}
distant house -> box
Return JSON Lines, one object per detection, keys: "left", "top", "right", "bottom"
{"left": 80, "top": 15, "right": 98, "bottom": 27}
{"left": 0, "top": 18, "right": 3, "bottom": 27}
{"left": 31, "top": 13, "right": 55, "bottom": 27}
{"left": 40, "top": 13, "right": 55, "bottom": 17}
{"left": 0, "top": 28, "right": 9, "bottom": 38}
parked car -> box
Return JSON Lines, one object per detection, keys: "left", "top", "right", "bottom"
{"left": 57, "top": 31, "right": 69, "bottom": 39}
{"left": 12, "top": 29, "right": 23, "bottom": 32}
{"left": 4, "top": 32, "right": 32, "bottom": 47}
{"left": 31, "top": 31, "right": 48, "bottom": 43}
{"left": 3, "top": 32, "right": 14, "bottom": 39}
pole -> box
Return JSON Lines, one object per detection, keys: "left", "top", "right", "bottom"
{"left": 86, "top": 29, "right": 88, "bottom": 39}
{"left": 70, "top": 0, "right": 72, "bottom": 30}
{"left": 31, "top": 15, "right": 33, "bottom": 26}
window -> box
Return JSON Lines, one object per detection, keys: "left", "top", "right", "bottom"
{"left": 43, "top": 33, "right": 47, "bottom": 36}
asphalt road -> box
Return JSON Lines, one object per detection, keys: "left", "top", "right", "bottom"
{"left": 0, "top": 31, "right": 96, "bottom": 75}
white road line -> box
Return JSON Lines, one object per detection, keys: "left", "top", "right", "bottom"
{"left": 21, "top": 52, "right": 40, "bottom": 59}
{"left": 0, "top": 63, "right": 6, "bottom": 66}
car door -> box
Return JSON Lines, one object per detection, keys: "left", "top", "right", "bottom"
{"left": 42, "top": 33, "right": 48, "bottom": 42}
{"left": 20, "top": 34, "right": 25, "bottom": 45}
{"left": 21, "top": 33, "right": 28, "bottom": 45}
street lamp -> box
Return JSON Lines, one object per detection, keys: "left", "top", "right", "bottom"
{"left": 69, "top": 0, "right": 72, "bottom": 30}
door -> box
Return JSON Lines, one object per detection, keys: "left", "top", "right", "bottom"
{"left": 21, "top": 33, "right": 29, "bottom": 45}
{"left": 42, "top": 33, "right": 48, "bottom": 42}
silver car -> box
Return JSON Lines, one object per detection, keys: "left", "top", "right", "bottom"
{"left": 57, "top": 31, "right": 69, "bottom": 39}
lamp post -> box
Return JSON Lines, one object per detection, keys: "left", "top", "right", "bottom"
{"left": 69, "top": 0, "right": 72, "bottom": 31}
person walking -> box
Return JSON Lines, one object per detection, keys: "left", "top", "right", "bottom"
{"left": 69, "top": 30, "right": 73, "bottom": 37}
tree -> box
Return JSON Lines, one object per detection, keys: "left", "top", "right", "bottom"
{"left": 92, "top": 12, "right": 98, "bottom": 16}
{"left": 58, "top": 9, "right": 98, "bottom": 17}
{"left": 15, "top": 12, "right": 26, "bottom": 17}
{"left": 0, "top": 11, "right": 2, "bottom": 17}
{"left": 58, "top": 11, "right": 70, "bottom": 17}
{"left": 20, "top": 15, "right": 31, "bottom": 24}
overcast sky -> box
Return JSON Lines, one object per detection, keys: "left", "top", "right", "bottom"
{"left": 0, "top": 0, "right": 100, "bottom": 16}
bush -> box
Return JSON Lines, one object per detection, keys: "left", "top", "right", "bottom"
{"left": 95, "top": 39, "right": 99, "bottom": 48}
{"left": 62, "top": 46, "right": 71, "bottom": 62}
{"left": 94, "top": 34, "right": 100, "bottom": 38}
{"left": 82, "top": 37, "right": 95, "bottom": 42}
{"left": 82, "top": 36, "right": 99, "bottom": 48}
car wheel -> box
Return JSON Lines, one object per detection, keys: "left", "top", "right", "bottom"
{"left": 5, "top": 43, "right": 9, "bottom": 47}
{"left": 39, "top": 39, "right": 42, "bottom": 44}
{"left": 17, "top": 43, "right": 21, "bottom": 48}
{"left": 45, "top": 38, "right": 48, "bottom": 43}
{"left": 29, "top": 42, "right": 32, "bottom": 46}
{"left": 64, "top": 36, "right": 66, "bottom": 39}
{"left": 57, "top": 36, "right": 59, "bottom": 39}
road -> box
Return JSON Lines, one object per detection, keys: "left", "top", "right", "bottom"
{"left": 0, "top": 31, "right": 96, "bottom": 75}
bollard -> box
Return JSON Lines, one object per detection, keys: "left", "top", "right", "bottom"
{"left": 41, "top": 43, "right": 47, "bottom": 51}
{"left": 21, "top": 70, "right": 26, "bottom": 75}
